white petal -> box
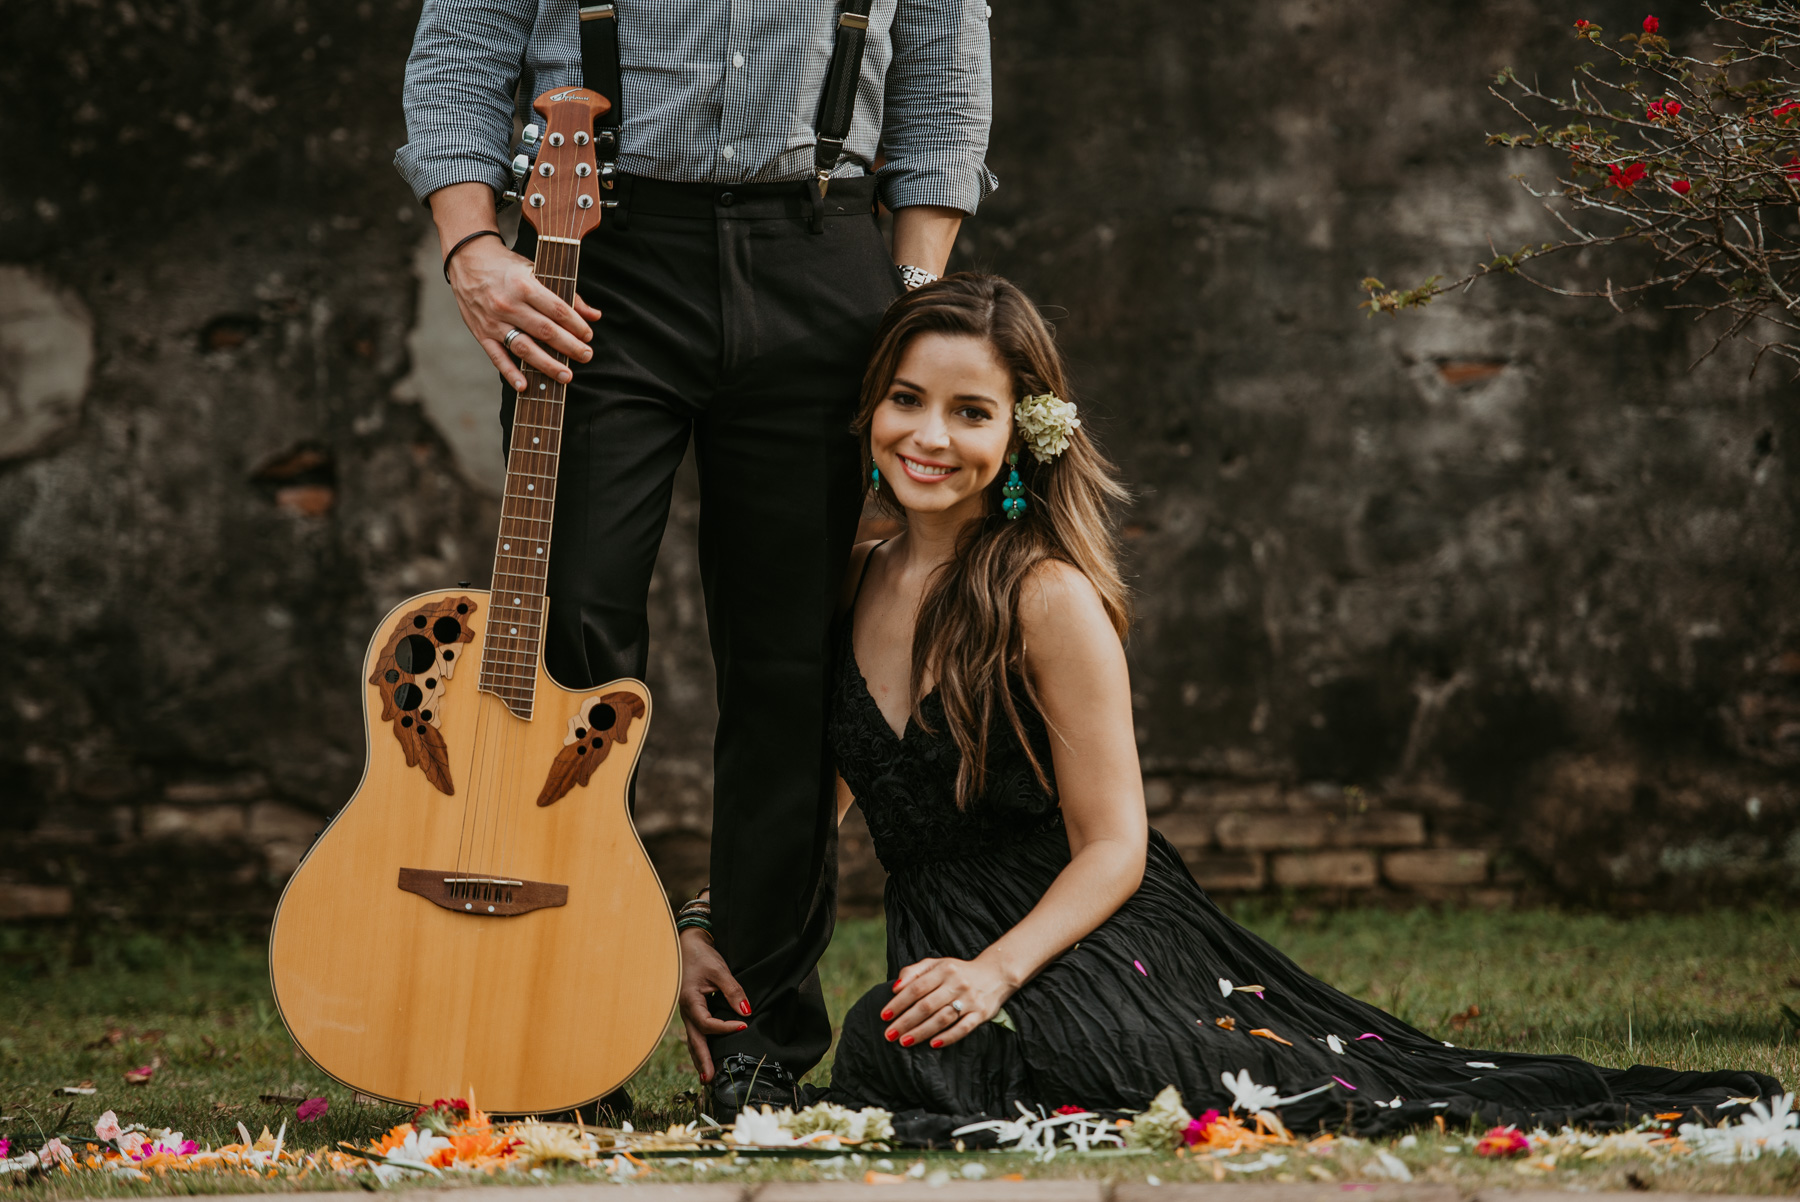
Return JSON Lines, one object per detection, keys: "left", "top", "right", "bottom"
{"left": 1218, "top": 978, "right": 1233, "bottom": 997}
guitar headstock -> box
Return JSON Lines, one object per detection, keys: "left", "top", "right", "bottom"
{"left": 519, "top": 86, "right": 614, "bottom": 241}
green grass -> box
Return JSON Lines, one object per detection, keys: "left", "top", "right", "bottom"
{"left": 2, "top": 906, "right": 1798, "bottom": 1196}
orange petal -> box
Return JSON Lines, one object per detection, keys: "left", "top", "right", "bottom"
{"left": 1654, "top": 1112, "right": 1683, "bottom": 1120}
{"left": 1249, "top": 1027, "right": 1294, "bottom": 1046}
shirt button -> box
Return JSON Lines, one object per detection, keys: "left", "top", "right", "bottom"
{"left": 720, "top": 144, "right": 735, "bottom": 160}
{"left": 732, "top": 51, "right": 744, "bottom": 68}
{"left": 718, "top": 191, "right": 735, "bottom": 206}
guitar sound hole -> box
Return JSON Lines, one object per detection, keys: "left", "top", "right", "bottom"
{"left": 395, "top": 634, "right": 436, "bottom": 674}
{"left": 588, "top": 703, "right": 617, "bottom": 731}
{"left": 394, "top": 682, "right": 424, "bottom": 711}
{"left": 433, "top": 616, "right": 463, "bottom": 644}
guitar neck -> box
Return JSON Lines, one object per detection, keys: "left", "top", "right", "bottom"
{"left": 477, "top": 234, "right": 582, "bottom": 720}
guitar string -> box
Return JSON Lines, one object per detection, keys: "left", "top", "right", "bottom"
{"left": 458, "top": 126, "right": 590, "bottom": 887}
{"left": 502, "top": 223, "right": 576, "bottom": 881}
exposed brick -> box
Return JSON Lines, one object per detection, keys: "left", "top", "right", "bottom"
{"left": 1151, "top": 808, "right": 1216, "bottom": 852}
{"left": 1384, "top": 847, "right": 1490, "bottom": 886}
{"left": 263, "top": 842, "right": 309, "bottom": 877}
{"left": 1179, "top": 781, "right": 1281, "bottom": 812}
{"left": 0, "top": 882, "right": 74, "bottom": 918}
{"left": 162, "top": 774, "right": 268, "bottom": 803}
{"left": 1217, "top": 812, "right": 1325, "bottom": 851}
{"left": 1271, "top": 850, "right": 1378, "bottom": 888}
{"left": 247, "top": 801, "right": 321, "bottom": 843}
{"left": 141, "top": 804, "right": 246, "bottom": 839}
{"left": 1322, "top": 811, "right": 1426, "bottom": 848}
{"left": 1142, "top": 776, "right": 1179, "bottom": 815}
{"left": 1183, "top": 851, "right": 1266, "bottom": 891}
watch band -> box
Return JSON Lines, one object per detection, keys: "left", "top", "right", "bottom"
{"left": 899, "top": 265, "right": 939, "bottom": 290}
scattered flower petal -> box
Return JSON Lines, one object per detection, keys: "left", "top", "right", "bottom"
{"left": 1333, "top": 1076, "right": 1358, "bottom": 1091}
{"left": 1475, "top": 1126, "right": 1531, "bottom": 1157}
{"left": 1133, "top": 960, "right": 1147, "bottom": 976}
{"left": 296, "top": 1097, "right": 329, "bottom": 1123}
{"left": 1249, "top": 1028, "right": 1293, "bottom": 1046}
{"left": 1326, "top": 1034, "right": 1345, "bottom": 1054}
{"left": 1467, "top": 1061, "right": 1498, "bottom": 1069}
{"left": 1215, "top": 1016, "right": 1237, "bottom": 1031}
{"left": 1357, "top": 1033, "right": 1385, "bottom": 1041}
{"left": 1218, "top": 978, "right": 1233, "bottom": 997}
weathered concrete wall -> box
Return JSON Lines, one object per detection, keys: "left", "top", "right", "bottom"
{"left": 1, "top": 0, "right": 1795, "bottom": 924}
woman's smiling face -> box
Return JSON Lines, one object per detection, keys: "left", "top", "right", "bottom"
{"left": 869, "top": 332, "right": 1014, "bottom": 521}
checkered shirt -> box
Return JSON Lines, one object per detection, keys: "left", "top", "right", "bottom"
{"left": 395, "top": 0, "right": 998, "bottom": 214}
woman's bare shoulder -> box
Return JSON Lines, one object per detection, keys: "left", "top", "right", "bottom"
{"left": 1017, "top": 558, "right": 1111, "bottom": 639}
{"left": 837, "top": 538, "right": 888, "bottom": 616}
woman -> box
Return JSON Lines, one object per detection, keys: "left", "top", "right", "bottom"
{"left": 689, "top": 274, "right": 1783, "bottom": 1142}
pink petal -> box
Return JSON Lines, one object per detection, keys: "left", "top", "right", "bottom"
{"left": 1133, "top": 960, "right": 1147, "bottom": 976}
{"left": 1357, "top": 1033, "right": 1385, "bottom": 1041}
{"left": 1332, "top": 1076, "right": 1358, "bottom": 1090}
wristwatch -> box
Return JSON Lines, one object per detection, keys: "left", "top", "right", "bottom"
{"left": 898, "top": 264, "right": 940, "bottom": 290}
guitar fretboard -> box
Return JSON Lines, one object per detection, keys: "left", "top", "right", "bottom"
{"left": 477, "top": 235, "right": 582, "bottom": 720}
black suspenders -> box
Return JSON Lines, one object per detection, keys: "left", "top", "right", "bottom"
{"left": 574, "top": 2, "right": 877, "bottom": 230}
{"left": 811, "top": 0, "right": 875, "bottom": 197}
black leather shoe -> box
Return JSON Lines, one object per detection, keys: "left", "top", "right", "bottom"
{"left": 708, "top": 1053, "right": 799, "bottom": 1124}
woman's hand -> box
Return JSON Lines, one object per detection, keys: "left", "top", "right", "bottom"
{"left": 881, "top": 955, "right": 1016, "bottom": 1050}
{"left": 679, "top": 928, "right": 750, "bottom": 1083}
{"left": 447, "top": 237, "right": 601, "bottom": 392}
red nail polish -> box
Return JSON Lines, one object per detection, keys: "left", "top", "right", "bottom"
{"left": 886, "top": 1029, "right": 897, "bottom": 1042}
{"left": 740, "top": 1000, "right": 751, "bottom": 1016}
{"left": 901, "top": 1036, "right": 914, "bottom": 1047}
{"left": 737, "top": 1023, "right": 749, "bottom": 1031}
{"left": 880, "top": 1010, "right": 892, "bottom": 1021}
{"left": 930, "top": 1040, "right": 942, "bottom": 1049}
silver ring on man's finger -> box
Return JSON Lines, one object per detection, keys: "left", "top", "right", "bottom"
{"left": 951, "top": 999, "right": 965, "bottom": 1014}
{"left": 502, "top": 327, "right": 524, "bottom": 354}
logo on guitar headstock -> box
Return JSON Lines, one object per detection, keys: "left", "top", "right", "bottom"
{"left": 520, "top": 86, "right": 614, "bottom": 242}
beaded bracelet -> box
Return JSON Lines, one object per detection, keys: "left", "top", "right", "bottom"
{"left": 676, "top": 913, "right": 713, "bottom": 935}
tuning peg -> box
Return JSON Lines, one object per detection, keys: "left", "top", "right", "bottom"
{"left": 521, "top": 123, "right": 541, "bottom": 149}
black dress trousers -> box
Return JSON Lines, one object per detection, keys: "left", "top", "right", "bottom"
{"left": 504, "top": 175, "right": 901, "bottom": 1076}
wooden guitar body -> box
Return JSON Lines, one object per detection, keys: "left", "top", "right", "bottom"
{"left": 269, "top": 586, "right": 678, "bottom": 1114}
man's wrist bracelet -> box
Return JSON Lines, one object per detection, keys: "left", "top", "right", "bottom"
{"left": 898, "top": 264, "right": 939, "bottom": 291}
{"left": 442, "top": 229, "right": 504, "bottom": 281}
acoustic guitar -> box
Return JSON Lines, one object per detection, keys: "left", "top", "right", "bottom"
{"left": 269, "top": 87, "right": 678, "bottom": 1115}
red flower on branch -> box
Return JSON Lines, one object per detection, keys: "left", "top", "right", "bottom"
{"left": 1646, "top": 98, "right": 1682, "bottom": 121}
{"left": 1773, "top": 101, "right": 1800, "bottom": 123}
{"left": 1786, "top": 156, "right": 1800, "bottom": 182}
{"left": 1574, "top": 19, "right": 1592, "bottom": 32}
{"left": 1642, "top": 14, "right": 1659, "bottom": 33}
{"left": 1608, "top": 162, "right": 1648, "bottom": 190}
{"left": 1670, "top": 179, "right": 1691, "bottom": 195}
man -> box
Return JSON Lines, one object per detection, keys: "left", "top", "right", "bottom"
{"left": 395, "top": 0, "right": 995, "bottom": 1119}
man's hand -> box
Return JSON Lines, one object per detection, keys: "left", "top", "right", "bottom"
{"left": 880, "top": 954, "right": 1016, "bottom": 1051}
{"left": 679, "top": 927, "right": 750, "bottom": 1083}
{"left": 428, "top": 181, "right": 600, "bottom": 392}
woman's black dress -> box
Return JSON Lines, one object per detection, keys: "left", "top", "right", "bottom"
{"left": 821, "top": 602, "right": 1782, "bottom": 1142}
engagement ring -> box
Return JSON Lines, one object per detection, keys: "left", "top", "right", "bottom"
{"left": 951, "top": 999, "right": 965, "bottom": 1013}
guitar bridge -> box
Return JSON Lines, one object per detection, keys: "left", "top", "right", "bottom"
{"left": 398, "top": 868, "right": 568, "bottom": 916}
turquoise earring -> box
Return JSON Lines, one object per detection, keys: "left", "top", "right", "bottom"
{"left": 1001, "top": 452, "right": 1027, "bottom": 519}
{"left": 871, "top": 464, "right": 880, "bottom": 491}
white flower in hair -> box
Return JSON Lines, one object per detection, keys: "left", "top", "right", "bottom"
{"left": 1014, "top": 392, "right": 1081, "bottom": 463}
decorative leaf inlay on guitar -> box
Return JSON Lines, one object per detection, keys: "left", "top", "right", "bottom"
{"left": 368, "top": 596, "right": 479, "bottom": 795}
{"left": 536, "top": 690, "right": 647, "bottom": 807}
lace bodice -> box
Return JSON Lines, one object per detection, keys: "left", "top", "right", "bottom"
{"left": 829, "top": 609, "right": 1064, "bottom": 873}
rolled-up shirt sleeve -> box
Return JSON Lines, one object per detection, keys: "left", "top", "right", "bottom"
{"left": 877, "top": 0, "right": 998, "bottom": 214}
{"left": 394, "top": 0, "right": 533, "bottom": 204}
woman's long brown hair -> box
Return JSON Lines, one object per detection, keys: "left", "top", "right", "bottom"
{"left": 855, "top": 274, "right": 1131, "bottom": 807}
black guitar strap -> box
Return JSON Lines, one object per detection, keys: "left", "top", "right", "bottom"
{"left": 575, "top": 1, "right": 877, "bottom": 234}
